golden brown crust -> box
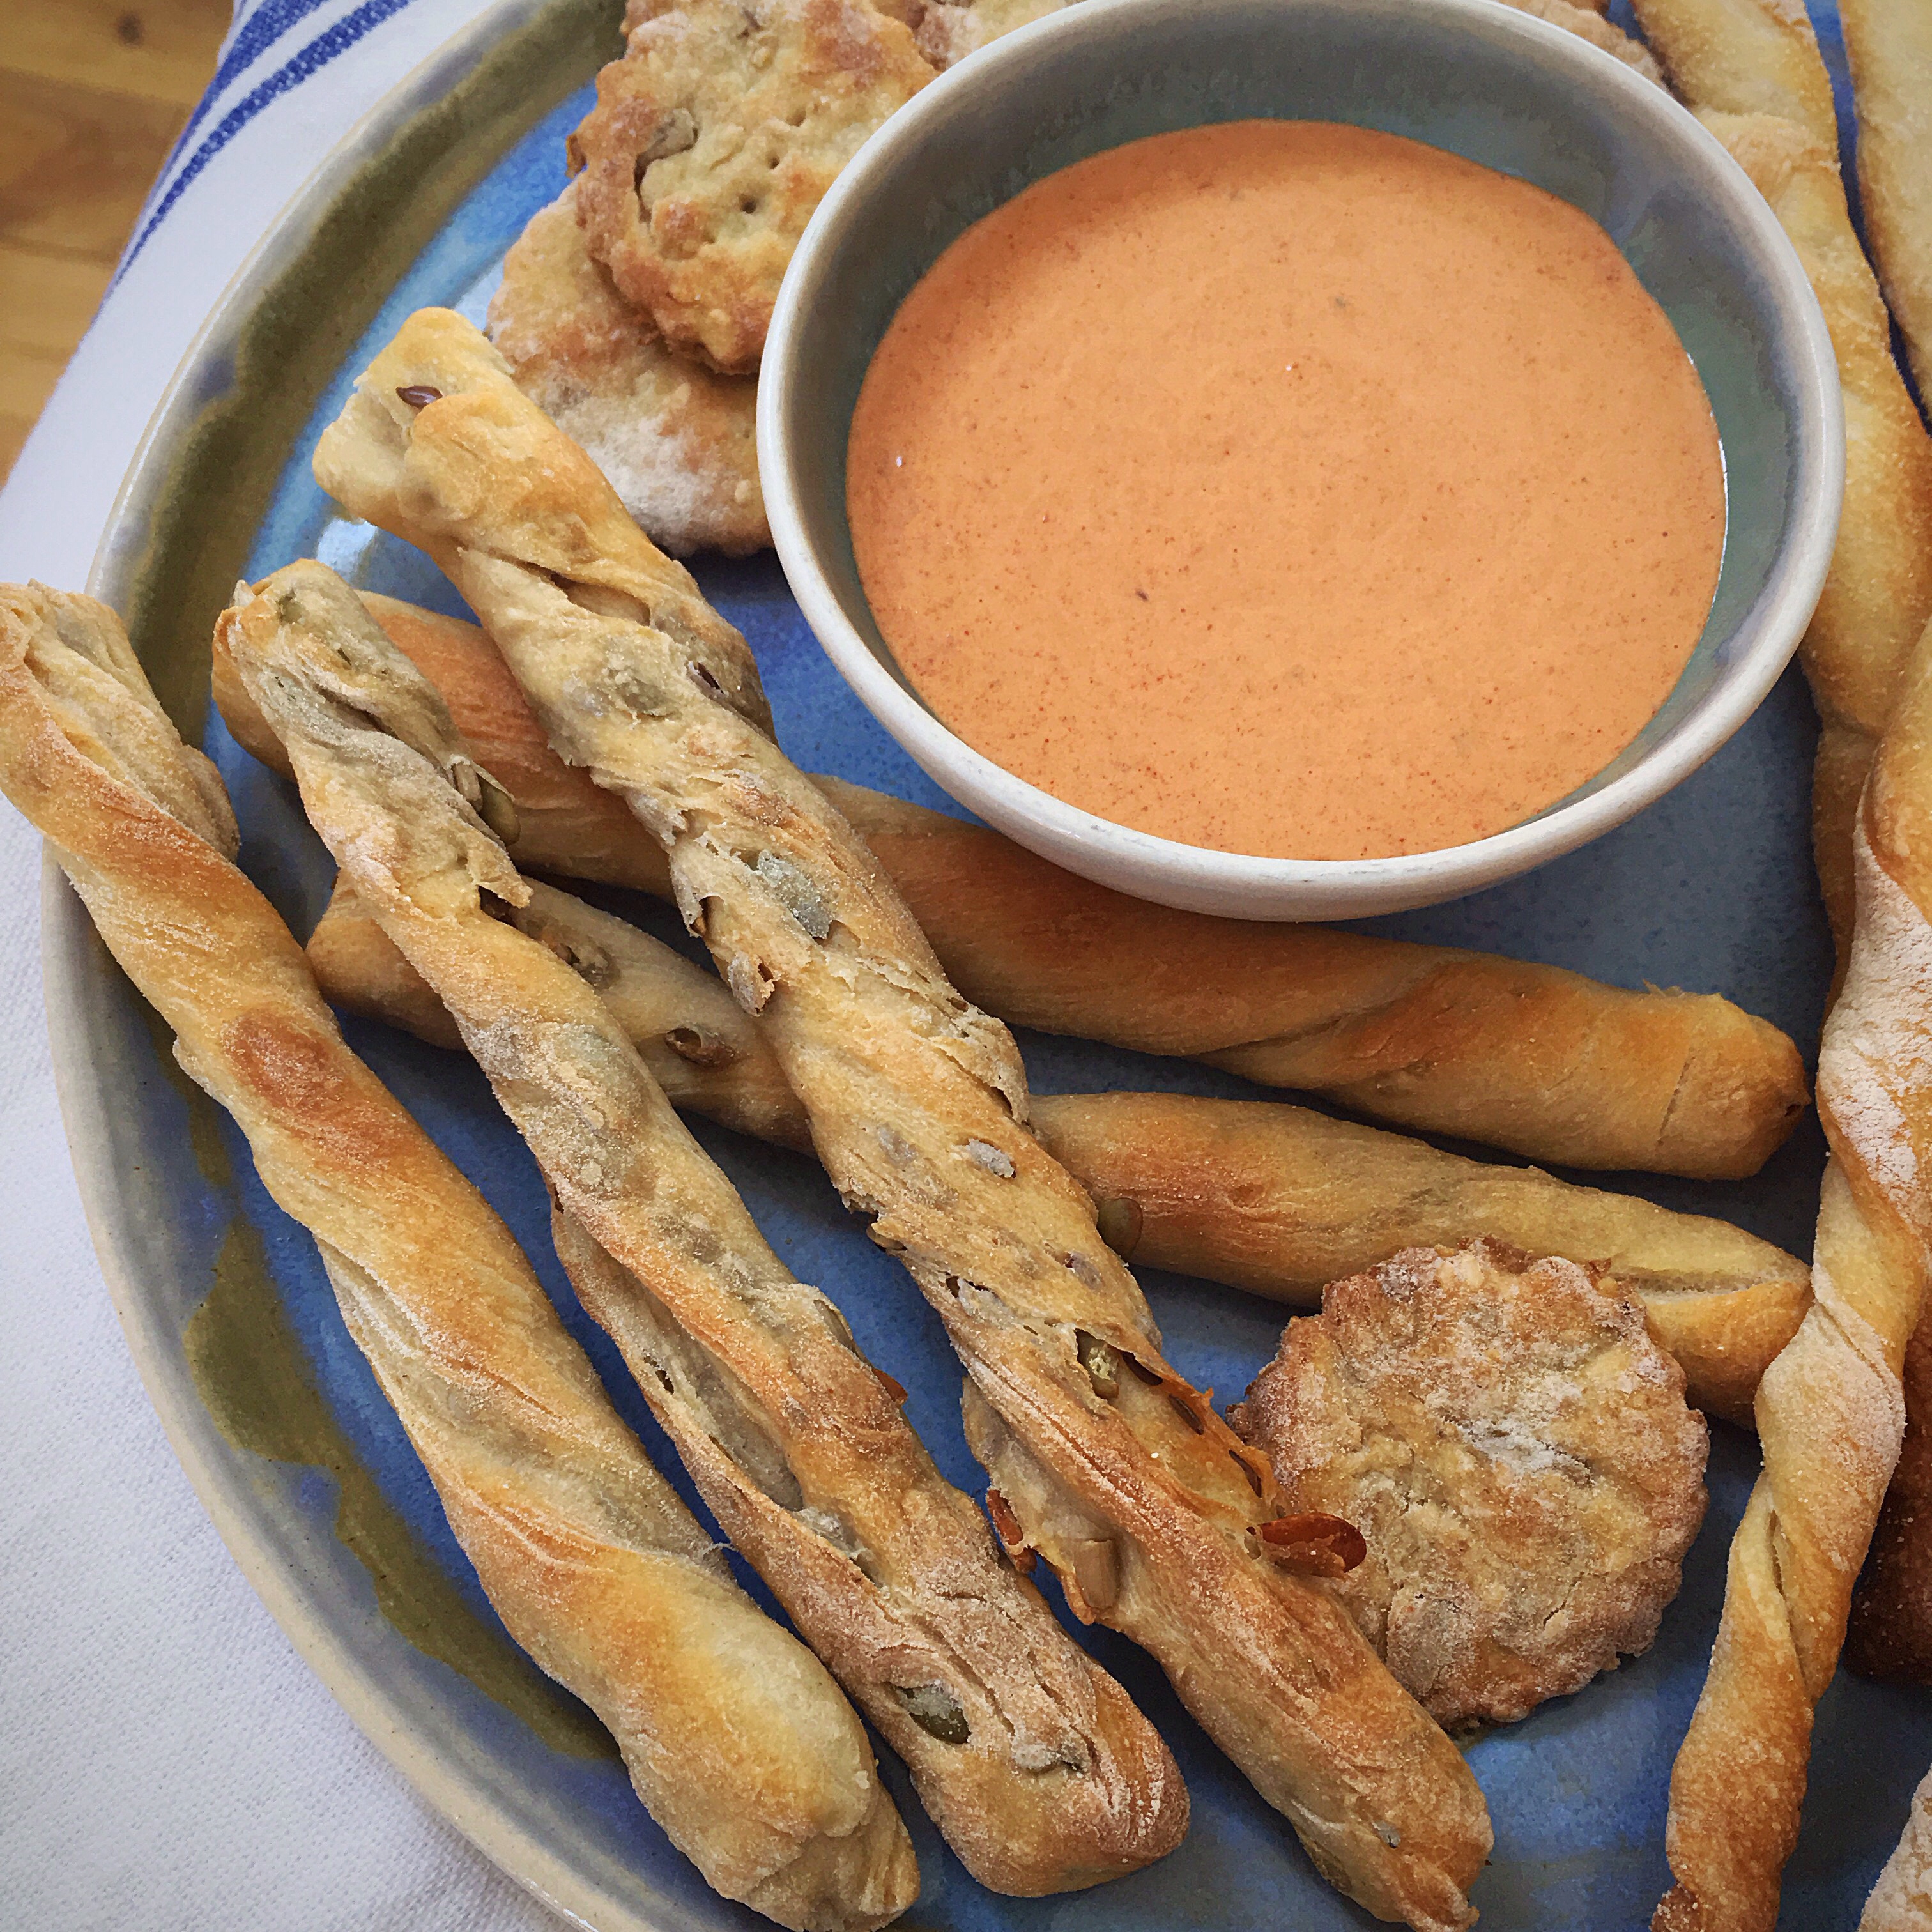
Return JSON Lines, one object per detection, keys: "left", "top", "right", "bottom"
{"left": 1627, "top": 0, "right": 1837, "bottom": 145}
{"left": 314, "top": 307, "right": 1494, "bottom": 1932}
{"left": 208, "top": 597, "right": 1810, "bottom": 1179}
{"left": 1232, "top": 1241, "right": 1708, "bottom": 1731}
{"left": 572, "top": 0, "right": 934, "bottom": 372}
{"left": 1689, "top": 108, "right": 1932, "bottom": 960}
{"left": 1027, "top": 1090, "right": 1810, "bottom": 1427}
{"left": 303, "top": 884, "right": 1809, "bottom": 1423}
{"left": 833, "top": 787, "right": 1807, "bottom": 1179}
{"left": 1862, "top": 1761, "right": 1932, "bottom": 1929}
{"left": 1494, "top": 0, "right": 1662, "bottom": 80}
{"left": 908, "top": 0, "right": 1071, "bottom": 66}
{"left": 1848, "top": 1315, "right": 1932, "bottom": 1683}
{"left": 489, "top": 180, "right": 766, "bottom": 555}
{"left": 300, "top": 882, "right": 1811, "bottom": 1424}
{"left": 0, "top": 581, "right": 916, "bottom": 1932}
{"left": 221, "top": 558, "right": 1188, "bottom": 1897}
{"left": 1652, "top": 620, "right": 1932, "bottom": 1931}
{"left": 1841, "top": 0, "right": 1932, "bottom": 405}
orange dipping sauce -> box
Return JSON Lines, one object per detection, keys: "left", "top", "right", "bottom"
{"left": 846, "top": 121, "right": 1726, "bottom": 861}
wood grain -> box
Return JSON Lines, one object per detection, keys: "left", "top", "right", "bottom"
{"left": 0, "top": 0, "right": 227, "bottom": 482}
{"left": 5, "top": 0, "right": 231, "bottom": 110}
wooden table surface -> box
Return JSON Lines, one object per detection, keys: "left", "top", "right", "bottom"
{"left": 0, "top": 0, "right": 229, "bottom": 483}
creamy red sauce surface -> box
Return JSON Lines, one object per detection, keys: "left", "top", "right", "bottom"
{"left": 845, "top": 120, "right": 1726, "bottom": 861}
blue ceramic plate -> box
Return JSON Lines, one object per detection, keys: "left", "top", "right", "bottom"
{"left": 47, "top": 0, "right": 1924, "bottom": 1926}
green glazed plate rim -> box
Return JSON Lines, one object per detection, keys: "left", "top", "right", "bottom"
{"left": 40, "top": 4, "right": 695, "bottom": 1927}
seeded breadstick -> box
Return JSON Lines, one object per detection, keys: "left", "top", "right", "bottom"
{"left": 304, "top": 876, "right": 1810, "bottom": 1425}
{"left": 0, "top": 583, "right": 915, "bottom": 1932}
{"left": 211, "top": 599, "right": 1808, "bottom": 1180}
{"left": 221, "top": 558, "right": 1188, "bottom": 1897}
{"left": 312, "top": 868, "right": 813, "bottom": 1145}
{"left": 1840, "top": 0, "right": 1932, "bottom": 406}
{"left": 314, "top": 307, "right": 1494, "bottom": 1932}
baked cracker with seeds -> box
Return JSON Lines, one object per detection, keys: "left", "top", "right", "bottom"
{"left": 489, "top": 179, "right": 767, "bottom": 556}
{"left": 908, "top": 0, "right": 1077, "bottom": 68}
{"left": 631, "top": 0, "right": 1080, "bottom": 73}
{"left": 1232, "top": 1238, "right": 1708, "bottom": 1733}
{"left": 573, "top": 0, "right": 936, "bottom": 374}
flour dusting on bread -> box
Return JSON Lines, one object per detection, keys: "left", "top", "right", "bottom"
{"left": 1232, "top": 1239, "right": 1708, "bottom": 1731}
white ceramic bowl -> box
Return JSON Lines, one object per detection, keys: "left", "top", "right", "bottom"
{"left": 760, "top": 0, "right": 1843, "bottom": 921}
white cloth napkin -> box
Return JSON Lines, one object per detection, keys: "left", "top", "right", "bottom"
{"left": 0, "top": 2, "right": 569, "bottom": 1922}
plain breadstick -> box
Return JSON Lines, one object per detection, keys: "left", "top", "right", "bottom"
{"left": 1024, "top": 1091, "right": 1809, "bottom": 1429}
{"left": 0, "top": 583, "right": 916, "bottom": 1932}
{"left": 1864, "top": 1761, "right": 1932, "bottom": 1931}
{"left": 1498, "top": 0, "right": 1660, "bottom": 77}
{"left": 1634, "top": 0, "right": 1932, "bottom": 940}
{"left": 1839, "top": 0, "right": 1932, "bottom": 403}
{"left": 210, "top": 602, "right": 1810, "bottom": 1180}
{"left": 1849, "top": 1314, "right": 1932, "bottom": 1685}
{"left": 304, "top": 877, "right": 1811, "bottom": 1425}
{"left": 1693, "top": 107, "right": 1932, "bottom": 950}
{"left": 1627, "top": 0, "right": 1932, "bottom": 946}
{"left": 1627, "top": 0, "right": 1836, "bottom": 144}
{"left": 310, "top": 869, "right": 812, "bottom": 1144}
{"left": 222, "top": 558, "right": 1188, "bottom": 1896}
{"left": 1777, "top": 0, "right": 1932, "bottom": 1750}
{"left": 313, "top": 307, "right": 1494, "bottom": 1932}
{"left": 1774, "top": 19, "right": 1932, "bottom": 1853}
{"left": 1652, "top": 615, "right": 1932, "bottom": 1932}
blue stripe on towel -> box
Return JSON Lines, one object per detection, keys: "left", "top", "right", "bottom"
{"left": 150, "top": 0, "right": 343, "bottom": 201}
{"left": 118, "top": 0, "right": 418, "bottom": 281}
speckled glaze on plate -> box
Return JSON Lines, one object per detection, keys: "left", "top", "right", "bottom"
{"left": 42, "top": 0, "right": 1930, "bottom": 1926}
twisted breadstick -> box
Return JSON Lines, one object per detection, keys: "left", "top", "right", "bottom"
{"left": 1652, "top": 611, "right": 1932, "bottom": 1932}
{"left": 212, "top": 597, "right": 1808, "bottom": 1179}
{"left": 1834, "top": 3, "right": 1932, "bottom": 1871}
{"left": 314, "top": 308, "right": 1493, "bottom": 1932}
{"left": 1023, "top": 1091, "right": 1808, "bottom": 1429}
{"left": 1633, "top": 0, "right": 1932, "bottom": 947}
{"left": 1616, "top": 11, "right": 1932, "bottom": 1923}
{"left": 1496, "top": 0, "right": 1662, "bottom": 79}
{"left": 0, "top": 583, "right": 916, "bottom": 1932}
{"left": 1864, "top": 1762, "right": 1932, "bottom": 1931}
{"left": 220, "top": 558, "right": 1187, "bottom": 1896}
{"left": 310, "top": 869, "right": 811, "bottom": 1142}
{"left": 1627, "top": 0, "right": 1837, "bottom": 145}
{"left": 1838, "top": 0, "right": 1932, "bottom": 404}
{"left": 1703, "top": 105, "right": 1932, "bottom": 949}
{"left": 304, "top": 873, "right": 1811, "bottom": 1424}
{"left": 1850, "top": 1312, "right": 1932, "bottom": 1683}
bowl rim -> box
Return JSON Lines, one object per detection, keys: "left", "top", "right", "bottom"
{"left": 759, "top": 0, "right": 1846, "bottom": 921}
